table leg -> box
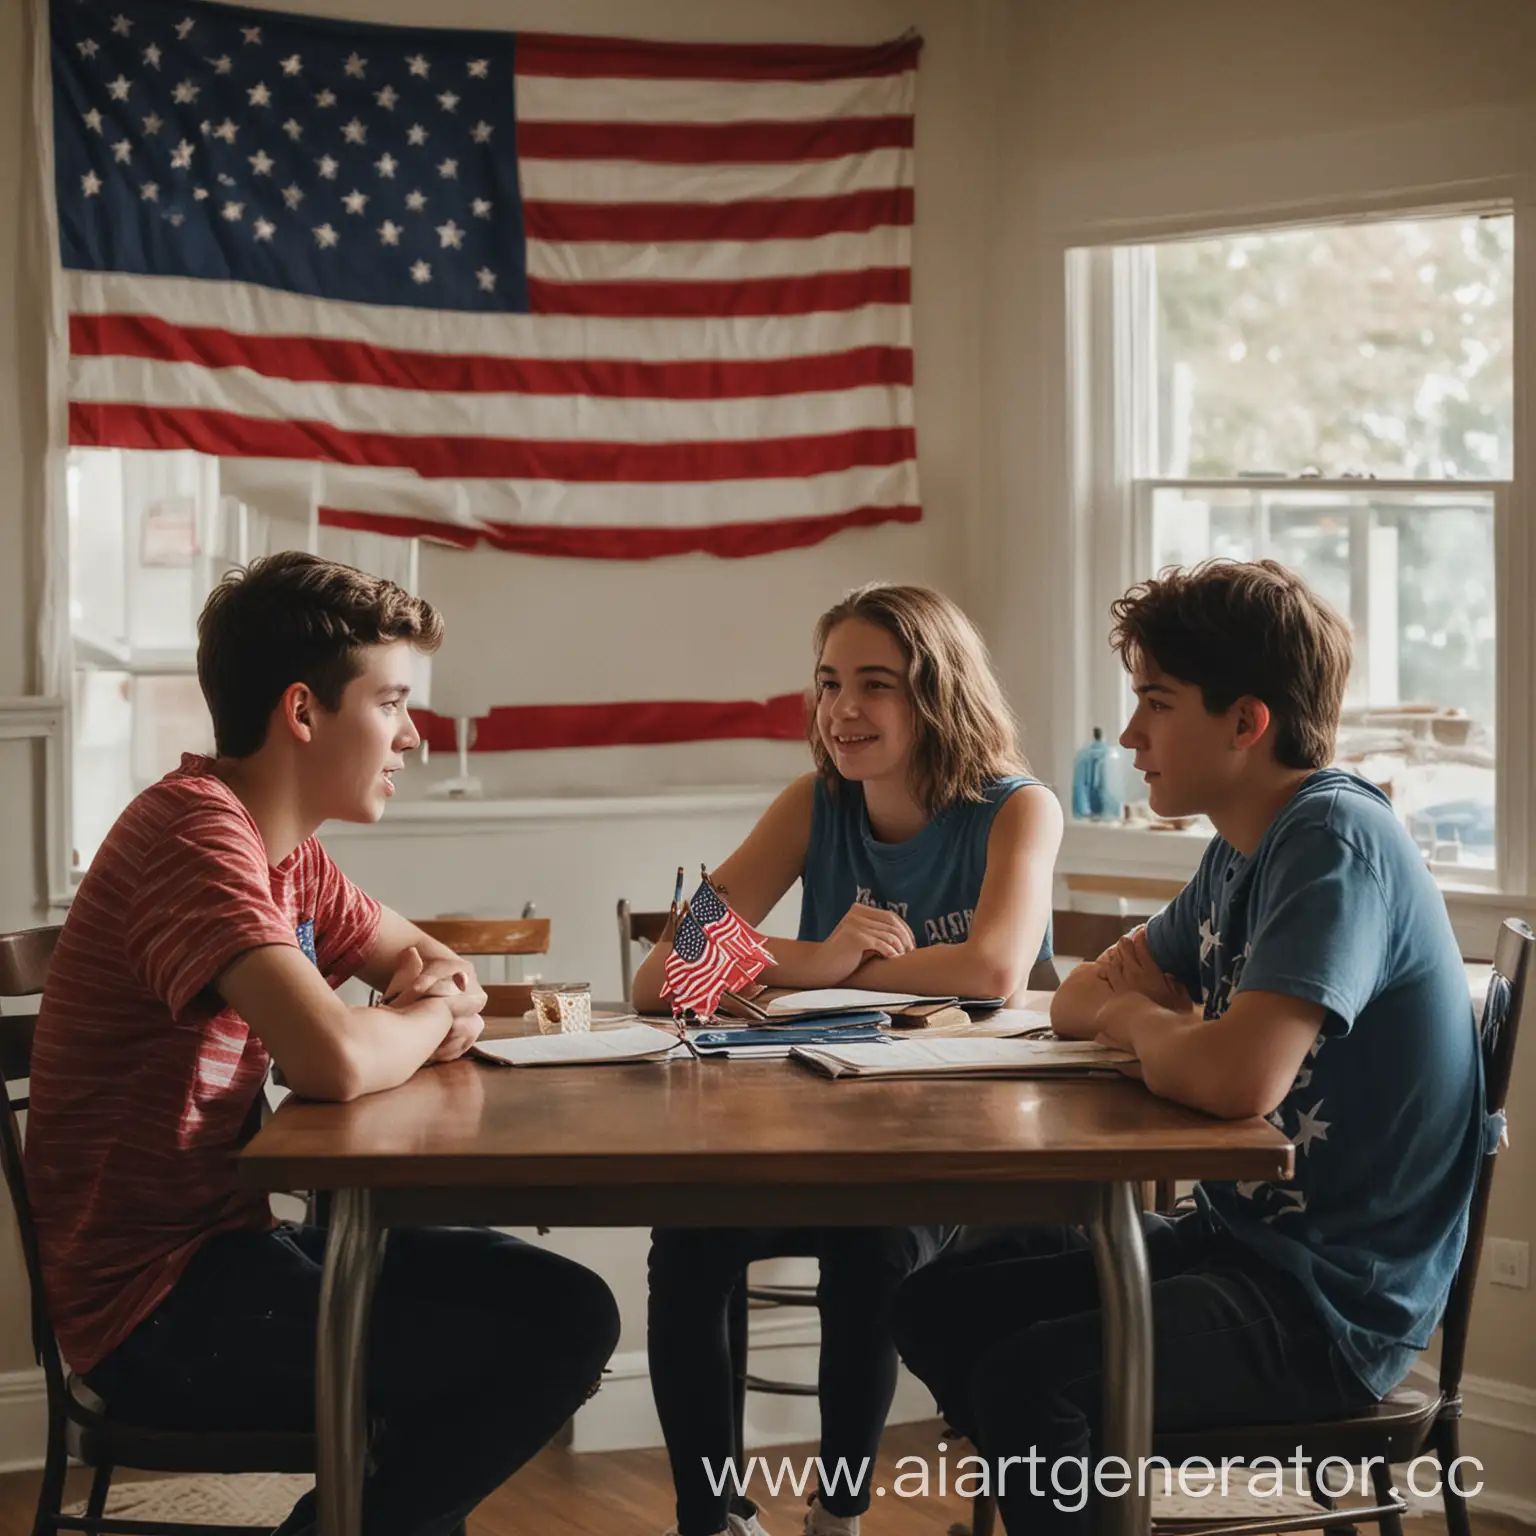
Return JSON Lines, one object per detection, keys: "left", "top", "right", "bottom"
{"left": 317, "top": 1187, "right": 382, "bottom": 1536}
{"left": 1087, "top": 1180, "right": 1153, "bottom": 1536}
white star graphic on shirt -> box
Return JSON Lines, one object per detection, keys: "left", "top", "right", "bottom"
{"left": 313, "top": 222, "right": 339, "bottom": 248}
{"left": 342, "top": 189, "right": 368, "bottom": 214}
{"left": 141, "top": 111, "right": 163, "bottom": 135}
{"left": 476, "top": 266, "right": 495, "bottom": 292}
{"left": 315, "top": 88, "right": 336, "bottom": 108}
{"left": 281, "top": 183, "right": 303, "bottom": 209}
{"left": 378, "top": 219, "right": 401, "bottom": 245}
{"left": 192, "top": 185, "right": 209, "bottom": 200}
{"left": 1293, "top": 1101, "right": 1331, "bottom": 1155}
{"left": 247, "top": 81, "right": 271, "bottom": 107}
{"left": 467, "top": 58, "right": 489, "bottom": 78}
{"left": 436, "top": 89, "right": 459, "bottom": 113}
{"left": 209, "top": 54, "right": 232, "bottom": 75}
{"left": 470, "top": 121, "right": 492, "bottom": 144}
{"left": 282, "top": 118, "right": 302, "bottom": 140}
{"left": 404, "top": 189, "right": 426, "bottom": 212}
{"left": 81, "top": 169, "right": 102, "bottom": 196}
{"left": 406, "top": 123, "right": 428, "bottom": 146}
{"left": 1262, "top": 1189, "right": 1309, "bottom": 1224}
{"left": 471, "top": 197, "right": 491, "bottom": 219}
{"left": 175, "top": 17, "right": 195, "bottom": 39}
{"left": 78, "top": 37, "right": 100, "bottom": 58}
{"left": 253, "top": 217, "right": 275, "bottom": 241}
{"left": 436, "top": 157, "right": 457, "bottom": 179}
{"left": 280, "top": 53, "right": 302, "bottom": 76}
{"left": 241, "top": 26, "right": 262, "bottom": 44}
{"left": 1198, "top": 910, "right": 1219, "bottom": 964}
{"left": 166, "top": 210, "right": 185, "bottom": 226}
{"left": 248, "top": 149, "right": 274, "bottom": 175}
{"left": 212, "top": 118, "right": 238, "bottom": 143}
{"left": 374, "top": 153, "right": 397, "bottom": 178}
{"left": 410, "top": 259, "right": 432, "bottom": 283}
{"left": 222, "top": 200, "right": 244, "bottom": 221}
{"left": 141, "top": 42, "right": 161, "bottom": 68}
{"left": 83, "top": 107, "right": 103, "bottom": 132}
{"left": 316, "top": 154, "right": 339, "bottom": 179}
{"left": 106, "top": 74, "right": 132, "bottom": 100}
{"left": 139, "top": 180, "right": 158, "bottom": 201}
{"left": 172, "top": 80, "right": 199, "bottom": 103}
{"left": 435, "top": 218, "right": 463, "bottom": 249}
{"left": 406, "top": 53, "right": 429, "bottom": 78}
{"left": 343, "top": 51, "right": 367, "bottom": 78}
{"left": 342, "top": 118, "right": 366, "bottom": 144}
{"left": 110, "top": 13, "right": 132, "bottom": 35}
{"left": 375, "top": 84, "right": 398, "bottom": 110}
{"left": 111, "top": 138, "right": 132, "bottom": 163}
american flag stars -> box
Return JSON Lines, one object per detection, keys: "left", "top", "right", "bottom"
{"left": 59, "top": 2, "right": 520, "bottom": 312}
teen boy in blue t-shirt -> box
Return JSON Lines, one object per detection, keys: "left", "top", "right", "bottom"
{"left": 892, "top": 558, "right": 1488, "bottom": 1536}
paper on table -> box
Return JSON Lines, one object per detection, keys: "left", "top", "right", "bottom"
{"left": 764, "top": 987, "right": 944, "bottom": 1015}
{"left": 473, "top": 1024, "right": 683, "bottom": 1067}
{"left": 790, "top": 1036, "right": 1135, "bottom": 1080}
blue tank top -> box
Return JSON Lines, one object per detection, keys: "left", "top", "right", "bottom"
{"left": 797, "top": 774, "right": 1052, "bottom": 966}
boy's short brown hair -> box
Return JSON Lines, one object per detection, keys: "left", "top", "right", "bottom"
{"left": 197, "top": 550, "right": 444, "bottom": 758}
{"left": 1108, "top": 559, "right": 1352, "bottom": 770}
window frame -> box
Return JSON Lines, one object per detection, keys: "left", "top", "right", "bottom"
{"left": 1055, "top": 190, "right": 1532, "bottom": 900}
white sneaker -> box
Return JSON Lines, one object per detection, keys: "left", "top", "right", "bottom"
{"left": 662, "top": 1514, "right": 771, "bottom": 1536}
{"left": 804, "top": 1500, "right": 859, "bottom": 1536}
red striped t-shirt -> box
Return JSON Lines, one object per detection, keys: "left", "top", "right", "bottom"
{"left": 24, "top": 754, "right": 381, "bottom": 1372}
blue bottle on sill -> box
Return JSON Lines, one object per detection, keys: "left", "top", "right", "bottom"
{"left": 1072, "top": 727, "right": 1125, "bottom": 821}
{"left": 1072, "top": 728, "right": 1106, "bottom": 819}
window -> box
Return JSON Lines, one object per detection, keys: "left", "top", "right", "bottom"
{"left": 1071, "top": 209, "right": 1513, "bottom": 883}
{"left": 65, "top": 448, "right": 427, "bottom": 875}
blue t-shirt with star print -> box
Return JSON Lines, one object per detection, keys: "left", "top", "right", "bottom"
{"left": 1146, "top": 769, "right": 1485, "bottom": 1397}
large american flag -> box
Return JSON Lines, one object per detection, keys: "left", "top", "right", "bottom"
{"left": 53, "top": 0, "right": 921, "bottom": 560}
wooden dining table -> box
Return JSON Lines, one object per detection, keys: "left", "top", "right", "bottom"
{"left": 236, "top": 999, "right": 1293, "bottom": 1536}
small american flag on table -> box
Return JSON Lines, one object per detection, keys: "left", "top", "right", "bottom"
{"left": 662, "top": 880, "right": 774, "bottom": 1019}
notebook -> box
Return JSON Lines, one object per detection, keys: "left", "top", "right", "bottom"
{"left": 789, "top": 1036, "right": 1136, "bottom": 1081}
{"left": 687, "top": 1020, "right": 890, "bottom": 1059}
{"left": 724, "top": 987, "right": 1004, "bottom": 1030}
{"left": 472, "top": 1024, "right": 684, "bottom": 1068}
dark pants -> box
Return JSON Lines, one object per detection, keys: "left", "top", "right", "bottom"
{"left": 84, "top": 1223, "right": 620, "bottom": 1536}
{"left": 648, "top": 1224, "right": 947, "bottom": 1536}
{"left": 891, "top": 1211, "right": 1377, "bottom": 1536}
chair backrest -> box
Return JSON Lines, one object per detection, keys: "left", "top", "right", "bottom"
{"left": 0, "top": 927, "right": 66, "bottom": 1411}
{"left": 617, "top": 899, "right": 672, "bottom": 1006}
{"left": 1438, "top": 916, "right": 1534, "bottom": 1398}
{"left": 411, "top": 917, "right": 551, "bottom": 957}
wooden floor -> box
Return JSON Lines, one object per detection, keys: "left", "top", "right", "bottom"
{"left": 0, "top": 1420, "right": 1525, "bottom": 1536}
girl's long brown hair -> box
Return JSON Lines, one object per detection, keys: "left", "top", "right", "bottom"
{"left": 809, "top": 583, "right": 1026, "bottom": 817}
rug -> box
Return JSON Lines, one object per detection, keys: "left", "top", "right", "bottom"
{"left": 62, "top": 1468, "right": 1372, "bottom": 1525}
{"left": 65, "top": 1472, "right": 313, "bottom": 1523}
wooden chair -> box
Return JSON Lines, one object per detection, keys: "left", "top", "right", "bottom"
{"left": 0, "top": 926, "right": 314, "bottom": 1536}
{"left": 616, "top": 898, "right": 671, "bottom": 1008}
{"left": 957, "top": 916, "right": 1534, "bottom": 1536}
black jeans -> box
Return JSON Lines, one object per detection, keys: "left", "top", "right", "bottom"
{"left": 892, "top": 1211, "right": 1378, "bottom": 1536}
{"left": 648, "top": 1224, "right": 947, "bottom": 1536}
{"left": 83, "top": 1223, "right": 620, "bottom": 1536}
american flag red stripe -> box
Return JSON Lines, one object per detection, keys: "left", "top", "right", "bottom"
{"left": 59, "top": 14, "right": 921, "bottom": 562}
{"left": 413, "top": 693, "right": 806, "bottom": 752}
